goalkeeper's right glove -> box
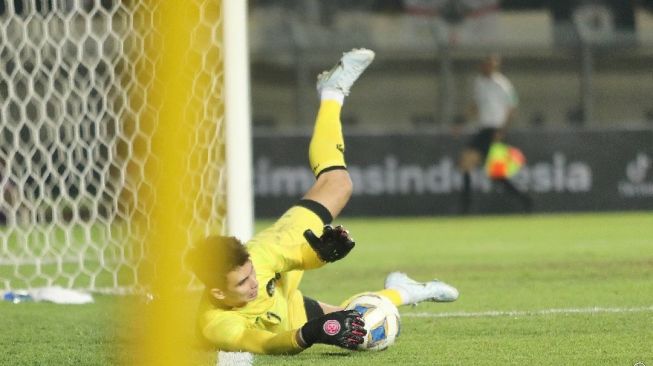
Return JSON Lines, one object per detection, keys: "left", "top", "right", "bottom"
{"left": 303, "top": 225, "right": 355, "bottom": 263}
{"left": 298, "top": 310, "right": 366, "bottom": 349}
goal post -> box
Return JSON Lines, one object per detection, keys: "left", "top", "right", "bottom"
{"left": 224, "top": 0, "right": 254, "bottom": 242}
{"left": 0, "top": 0, "right": 253, "bottom": 297}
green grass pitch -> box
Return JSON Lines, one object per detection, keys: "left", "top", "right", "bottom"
{"left": 1, "top": 212, "right": 652, "bottom": 365}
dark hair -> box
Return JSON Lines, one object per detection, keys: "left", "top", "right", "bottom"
{"left": 186, "top": 236, "right": 250, "bottom": 289}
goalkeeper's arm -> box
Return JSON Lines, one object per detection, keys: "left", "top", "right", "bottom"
{"left": 202, "top": 311, "right": 365, "bottom": 354}
{"left": 203, "top": 321, "right": 303, "bottom": 355}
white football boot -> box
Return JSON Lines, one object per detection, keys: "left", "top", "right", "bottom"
{"left": 316, "top": 48, "right": 375, "bottom": 96}
{"left": 385, "top": 271, "right": 459, "bottom": 304}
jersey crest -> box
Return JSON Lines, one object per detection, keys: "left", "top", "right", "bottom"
{"left": 266, "top": 273, "right": 281, "bottom": 297}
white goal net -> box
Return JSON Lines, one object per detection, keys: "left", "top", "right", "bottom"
{"left": 0, "top": 0, "right": 228, "bottom": 295}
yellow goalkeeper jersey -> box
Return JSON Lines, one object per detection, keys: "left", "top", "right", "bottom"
{"left": 197, "top": 205, "right": 325, "bottom": 354}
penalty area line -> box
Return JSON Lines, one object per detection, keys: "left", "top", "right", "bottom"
{"left": 403, "top": 306, "right": 653, "bottom": 319}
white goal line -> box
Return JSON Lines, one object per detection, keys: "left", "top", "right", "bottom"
{"left": 403, "top": 305, "right": 653, "bottom": 319}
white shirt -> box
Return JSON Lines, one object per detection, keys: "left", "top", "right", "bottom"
{"left": 473, "top": 72, "right": 518, "bottom": 128}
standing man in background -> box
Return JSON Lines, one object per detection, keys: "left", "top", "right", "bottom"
{"left": 458, "top": 54, "right": 532, "bottom": 214}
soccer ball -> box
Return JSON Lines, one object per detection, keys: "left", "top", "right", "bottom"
{"left": 345, "top": 293, "right": 400, "bottom": 351}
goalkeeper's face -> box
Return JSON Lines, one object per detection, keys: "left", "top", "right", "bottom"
{"left": 214, "top": 259, "right": 259, "bottom": 307}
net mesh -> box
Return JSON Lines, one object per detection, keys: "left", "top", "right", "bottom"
{"left": 0, "top": 0, "right": 226, "bottom": 294}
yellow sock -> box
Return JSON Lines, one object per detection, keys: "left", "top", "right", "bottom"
{"left": 339, "top": 289, "right": 406, "bottom": 308}
{"left": 373, "top": 289, "right": 405, "bottom": 307}
{"left": 308, "top": 100, "right": 346, "bottom": 177}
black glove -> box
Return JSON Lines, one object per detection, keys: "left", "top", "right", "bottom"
{"left": 299, "top": 310, "right": 366, "bottom": 349}
{"left": 303, "top": 225, "right": 355, "bottom": 263}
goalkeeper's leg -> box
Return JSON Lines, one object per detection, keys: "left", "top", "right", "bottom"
{"left": 310, "top": 274, "right": 458, "bottom": 318}
{"left": 383, "top": 272, "right": 459, "bottom": 305}
{"left": 338, "top": 272, "right": 459, "bottom": 308}
{"left": 301, "top": 48, "right": 375, "bottom": 220}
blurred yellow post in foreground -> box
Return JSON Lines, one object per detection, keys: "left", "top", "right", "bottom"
{"left": 131, "top": 1, "right": 223, "bottom": 365}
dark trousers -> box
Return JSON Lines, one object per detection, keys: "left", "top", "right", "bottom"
{"left": 461, "top": 173, "right": 532, "bottom": 214}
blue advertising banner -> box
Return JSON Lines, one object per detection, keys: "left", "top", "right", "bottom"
{"left": 253, "top": 129, "right": 653, "bottom": 217}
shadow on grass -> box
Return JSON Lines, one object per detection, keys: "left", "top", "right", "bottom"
{"left": 319, "top": 352, "right": 356, "bottom": 357}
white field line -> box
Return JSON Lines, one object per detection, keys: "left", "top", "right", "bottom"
{"left": 403, "top": 306, "right": 653, "bottom": 319}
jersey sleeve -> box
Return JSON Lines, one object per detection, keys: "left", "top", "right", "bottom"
{"left": 201, "top": 312, "right": 304, "bottom": 355}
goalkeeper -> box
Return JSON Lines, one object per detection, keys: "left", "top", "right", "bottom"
{"left": 187, "top": 49, "right": 459, "bottom": 355}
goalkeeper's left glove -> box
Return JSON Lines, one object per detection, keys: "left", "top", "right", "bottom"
{"left": 298, "top": 309, "right": 366, "bottom": 349}
{"left": 303, "top": 225, "right": 355, "bottom": 263}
